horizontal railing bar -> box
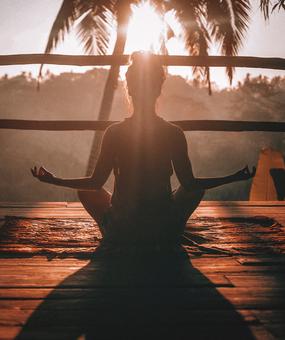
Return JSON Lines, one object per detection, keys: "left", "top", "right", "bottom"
{"left": 0, "top": 119, "right": 285, "bottom": 132}
{"left": 0, "top": 54, "right": 285, "bottom": 70}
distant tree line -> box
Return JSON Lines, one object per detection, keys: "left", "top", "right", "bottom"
{"left": 0, "top": 69, "right": 284, "bottom": 201}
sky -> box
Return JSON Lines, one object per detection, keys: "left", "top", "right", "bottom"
{"left": 0, "top": 0, "right": 284, "bottom": 88}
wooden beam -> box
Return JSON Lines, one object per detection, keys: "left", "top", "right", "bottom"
{"left": 0, "top": 54, "right": 285, "bottom": 70}
{"left": 1, "top": 119, "right": 285, "bottom": 132}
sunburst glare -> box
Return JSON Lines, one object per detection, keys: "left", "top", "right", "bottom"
{"left": 125, "top": 2, "right": 165, "bottom": 54}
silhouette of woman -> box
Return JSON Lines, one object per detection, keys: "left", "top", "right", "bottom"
{"left": 31, "top": 52, "right": 255, "bottom": 250}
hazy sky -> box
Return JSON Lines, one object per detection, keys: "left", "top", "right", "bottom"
{"left": 0, "top": 0, "right": 284, "bottom": 88}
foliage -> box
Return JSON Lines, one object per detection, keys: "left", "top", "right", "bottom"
{"left": 1, "top": 69, "right": 284, "bottom": 201}
{"left": 232, "top": 74, "right": 285, "bottom": 121}
{"left": 260, "top": 0, "right": 285, "bottom": 19}
{"left": 42, "top": 0, "right": 256, "bottom": 90}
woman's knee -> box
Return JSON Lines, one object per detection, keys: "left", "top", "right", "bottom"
{"left": 195, "top": 188, "right": 206, "bottom": 198}
{"left": 175, "top": 186, "right": 205, "bottom": 200}
{"left": 77, "top": 190, "right": 91, "bottom": 201}
{"left": 77, "top": 189, "right": 111, "bottom": 214}
{"left": 78, "top": 189, "right": 111, "bottom": 203}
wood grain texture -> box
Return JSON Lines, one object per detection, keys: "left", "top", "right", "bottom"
{"left": 0, "top": 202, "right": 284, "bottom": 339}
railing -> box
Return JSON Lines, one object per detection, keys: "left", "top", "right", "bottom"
{"left": 1, "top": 119, "right": 285, "bottom": 132}
{"left": 1, "top": 54, "right": 285, "bottom": 133}
{"left": 0, "top": 54, "right": 285, "bottom": 70}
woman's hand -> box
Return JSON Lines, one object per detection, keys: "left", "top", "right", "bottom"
{"left": 234, "top": 165, "right": 256, "bottom": 181}
{"left": 31, "top": 166, "right": 55, "bottom": 184}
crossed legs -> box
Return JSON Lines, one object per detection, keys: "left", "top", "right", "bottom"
{"left": 77, "top": 189, "right": 111, "bottom": 236}
{"left": 78, "top": 187, "right": 205, "bottom": 237}
{"left": 172, "top": 186, "right": 205, "bottom": 226}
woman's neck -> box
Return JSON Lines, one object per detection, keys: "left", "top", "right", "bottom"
{"left": 131, "top": 99, "right": 157, "bottom": 119}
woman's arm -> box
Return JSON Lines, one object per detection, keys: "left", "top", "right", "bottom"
{"left": 31, "top": 167, "right": 101, "bottom": 190}
{"left": 171, "top": 127, "right": 256, "bottom": 191}
{"left": 53, "top": 176, "right": 98, "bottom": 190}
{"left": 194, "top": 166, "right": 256, "bottom": 190}
{"left": 31, "top": 127, "right": 114, "bottom": 190}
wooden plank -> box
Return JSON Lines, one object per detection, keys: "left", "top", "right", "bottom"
{"left": 248, "top": 325, "right": 276, "bottom": 340}
{"left": 196, "top": 206, "right": 285, "bottom": 211}
{"left": 0, "top": 326, "right": 264, "bottom": 340}
{"left": 0, "top": 325, "right": 273, "bottom": 340}
{"left": 0, "top": 210, "right": 91, "bottom": 218}
{"left": 0, "top": 308, "right": 257, "bottom": 326}
{"left": 237, "top": 257, "right": 285, "bottom": 266}
{"left": 1, "top": 204, "right": 285, "bottom": 219}
{"left": 226, "top": 275, "right": 285, "bottom": 288}
{"left": 264, "top": 324, "right": 285, "bottom": 339}
{"left": 0, "top": 326, "right": 79, "bottom": 340}
{"left": 198, "top": 201, "right": 285, "bottom": 206}
{"left": 0, "top": 293, "right": 284, "bottom": 310}
{"left": 0, "top": 202, "right": 67, "bottom": 208}
{"left": 0, "top": 273, "right": 232, "bottom": 288}
{"left": 1, "top": 54, "right": 285, "bottom": 69}
{"left": 1, "top": 119, "right": 285, "bottom": 132}
{"left": 0, "top": 327, "right": 21, "bottom": 340}
{"left": 252, "top": 310, "right": 285, "bottom": 324}
{"left": 0, "top": 287, "right": 284, "bottom": 300}
{"left": 1, "top": 201, "right": 284, "bottom": 208}
{"left": 0, "top": 251, "right": 283, "bottom": 265}
{"left": 2, "top": 264, "right": 284, "bottom": 275}
{"left": 0, "top": 258, "right": 89, "bottom": 267}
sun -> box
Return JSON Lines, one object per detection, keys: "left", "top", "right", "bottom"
{"left": 122, "top": 2, "right": 230, "bottom": 87}
{"left": 125, "top": 2, "right": 165, "bottom": 54}
{"left": 122, "top": 3, "right": 190, "bottom": 81}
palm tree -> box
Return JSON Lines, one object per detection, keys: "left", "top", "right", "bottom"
{"left": 41, "top": 0, "right": 280, "bottom": 176}
{"left": 39, "top": 0, "right": 134, "bottom": 176}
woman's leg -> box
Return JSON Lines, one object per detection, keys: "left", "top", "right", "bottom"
{"left": 173, "top": 186, "right": 205, "bottom": 226}
{"left": 77, "top": 189, "right": 111, "bottom": 235}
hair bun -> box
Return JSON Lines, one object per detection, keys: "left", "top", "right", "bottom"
{"left": 126, "top": 51, "right": 166, "bottom": 97}
{"left": 129, "top": 51, "right": 159, "bottom": 68}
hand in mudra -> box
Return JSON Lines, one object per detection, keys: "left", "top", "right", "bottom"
{"left": 234, "top": 165, "right": 256, "bottom": 181}
{"left": 31, "top": 166, "right": 55, "bottom": 183}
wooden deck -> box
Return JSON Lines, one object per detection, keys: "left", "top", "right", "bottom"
{"left": 0, "top": 201, "right": 285, "bottom": 339}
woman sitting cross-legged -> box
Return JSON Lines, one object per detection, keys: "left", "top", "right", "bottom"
{"left": 31, "top": 52, "right": 256, "bottom": 253}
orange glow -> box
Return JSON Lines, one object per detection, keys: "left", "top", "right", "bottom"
{"left": 125, "top": 2, "right": 165, "bottom": 54}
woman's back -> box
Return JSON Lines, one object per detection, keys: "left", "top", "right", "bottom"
{"left": 111, "top": 116, "right": 178, "bottom": 211}
{"left": 103, "top": 115, "right": 183, "bottom": 242}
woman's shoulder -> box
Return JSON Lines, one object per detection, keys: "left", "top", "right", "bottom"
{"left": 158, "top": 117, "right": 184, "bottom": 136}
{"left": 104, "top": 121, "right": 125, "bottom": 135}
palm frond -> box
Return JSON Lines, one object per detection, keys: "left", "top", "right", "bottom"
{"left": 38, "top": 0, "right": 92, "bottom": 86}
{"left": 260, "top": 0, "right": 285, "bottom": 19}
{"left": 206, "top": 0, "right": 250, "bottom": 84}
{"left": 76, "top": 10, "right": 112, "bottom": 55}
{"left": 260, "top": 0, "right": 270, "bottom": 19}
{"left": 38, "top": 0, "right": 117, "bottom": 87}
{"left": 169, "top": 0, "right": 212, "bottom": 92}
{"left": 44, "top": 0, "right": 83, "bottom": 54}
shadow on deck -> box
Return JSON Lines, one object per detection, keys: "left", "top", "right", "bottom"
{"left": 14, "top": 256, "right": 256, "bottom": 340}
{"left": 0, "top": 201, "right": 285, "bottom": 339}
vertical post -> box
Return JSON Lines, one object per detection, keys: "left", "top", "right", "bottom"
{"left": 85, "top": 1, "right": 131, "bottom": 176}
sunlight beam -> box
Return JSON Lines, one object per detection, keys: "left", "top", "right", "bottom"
{"left": 125, "top": 2, "right": 165, "bottom": 54}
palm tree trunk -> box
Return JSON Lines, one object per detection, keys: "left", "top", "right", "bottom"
{"left": 85, "top": 3, "right": 131, "bottom": 176}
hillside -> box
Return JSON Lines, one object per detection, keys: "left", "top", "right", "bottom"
{"left": 1, "top": 69, "right": 284, "bottom": 201}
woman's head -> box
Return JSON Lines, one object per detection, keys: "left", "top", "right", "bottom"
{"left": 126, "top": 52, "right": 166, "bottom": 104}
